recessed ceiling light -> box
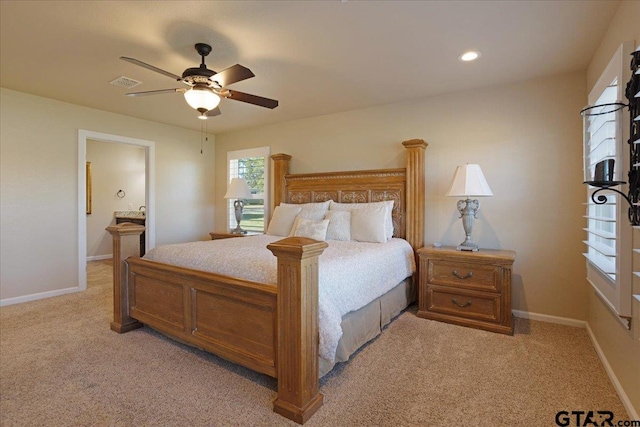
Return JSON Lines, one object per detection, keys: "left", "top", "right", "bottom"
{"left": 458, "top": 51, "right": 481, "bottom": 62}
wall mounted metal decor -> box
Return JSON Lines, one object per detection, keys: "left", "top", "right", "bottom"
{"left": 581, "top": 48, "right": 640, "bottom": 226}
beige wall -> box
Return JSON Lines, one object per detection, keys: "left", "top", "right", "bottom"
{"left": 216, "top": 71, "right": 588, "bottom": 321}
{"left": 584, "top": 0, "right": 640, "bottom": 416}
{"left": 86, "top": 140, "right": 146, "bottom": 258}
{"left": 587, "top": 1, "right": 640, "bottom": 91}
{"left": 0, "top": 88, "right": 215, "bottom": 302}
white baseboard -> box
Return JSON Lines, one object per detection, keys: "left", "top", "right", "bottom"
{"left": 513, "top": 309, "right": 637, "bottom": 419}
{"left": 87, "top": 254, "right": 112, "bottom": 262}
{"left": 512, "top": 309, "right": 587, "bottom": 328}
{"left": 585, "top": 323, "right": 639, "bottom": 420}
{"left": 0, "top": 286, "right": 81, "bottom": 307}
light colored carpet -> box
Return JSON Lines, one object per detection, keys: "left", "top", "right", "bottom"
{"left": 0, "top": 260, "right": 626, "bottom": 426}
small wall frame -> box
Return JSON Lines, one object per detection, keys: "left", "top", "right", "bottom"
{"left": 86, "top": 162, "right": 92, "bottom": 215}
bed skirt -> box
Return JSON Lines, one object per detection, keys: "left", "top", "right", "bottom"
{"left": 319, "top": 276, "right": 415, "bottom": 377}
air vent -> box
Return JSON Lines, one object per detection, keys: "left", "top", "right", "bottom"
{"left": 110, "top": 76, "right": 142, "bottom": 89}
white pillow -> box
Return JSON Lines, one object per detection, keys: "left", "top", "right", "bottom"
{"left": 290, "top": 218, "right": 330, "bottom": 241}
{"left": 281, "top": 201, "right": 331, "bottom": 220}
{"left": 350, "top": 205, "right": 388, "bottom": 243}
{"left": 329, "top": 200, "right": 394, "bottom": 240}
{"left": 324, "top": 210, "right": 351, "bottom": 241}
{"left": 266, "top": 205, "right": 302, "bottom": 236}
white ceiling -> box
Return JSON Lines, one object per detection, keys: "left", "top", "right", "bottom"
{"left": 0, "top": 1, "right": 620, "bottom": 134}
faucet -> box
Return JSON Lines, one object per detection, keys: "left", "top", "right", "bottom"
{"left": 139, "top": 206, "right": 146, "bottom": 212}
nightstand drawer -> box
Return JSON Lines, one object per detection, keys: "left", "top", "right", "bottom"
{"left": 426, "top": 285, "right": 501, "bottom": 323}
{"left": 427, "top": 259, "right": 500, "bottom": 292}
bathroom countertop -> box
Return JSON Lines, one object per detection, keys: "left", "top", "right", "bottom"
{"left": 114, "top": 211, "right": 146, "bottom": 220}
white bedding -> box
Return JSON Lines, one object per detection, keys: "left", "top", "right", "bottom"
{"left": 144, "top": 234, "right": 415, "bottom": 361}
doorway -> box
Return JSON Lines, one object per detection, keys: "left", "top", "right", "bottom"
{"left": 77, "top": 130, "right": 155, "bottom": 291}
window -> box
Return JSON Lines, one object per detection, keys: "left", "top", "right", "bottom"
{"left": 583, "top": 42, "right": 634, "bottom": 323}
{"left": 227, "top": 147, "right": 270, "bottom": 233}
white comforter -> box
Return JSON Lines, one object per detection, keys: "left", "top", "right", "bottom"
{"left": 144, "top": 235, "right": 415, "bottom": 361}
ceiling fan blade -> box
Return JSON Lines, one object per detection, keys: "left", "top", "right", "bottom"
{"left": 125, "top": 88, "right": 186, "bottom": 97}
{"left": 120, "top": 57, "right": 182, "bottom": 81}
{"left": 206, "top": 107, "right": 222, "bottom": 117}
{"left": 226, "top": 90, "right": 279, "bottom": 109}
{"left": 210, "top": 64, "right": 255, "bottom": 87}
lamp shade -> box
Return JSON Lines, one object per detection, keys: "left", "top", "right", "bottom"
{"left": 224, "top": 178, "right": 253, "bottom": 199}
{"left": 183, "top": 85, "right": 221, "bottom": 111}
{"left": 446, "top": 164, "right": 493, "bottom": 197}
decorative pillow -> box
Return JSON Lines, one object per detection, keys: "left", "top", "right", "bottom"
{"left": 281, "top": 201, "right": 331, "bottom": 221}
{"left": 290, "top": 218, "right": 330, "bottom": 241}
{"left": 266, "top": 205, "right": 302, "bottom": 236}
{"left": 324, "top": 210, "right": 351, "bottom": 241}
{"left": 350, "top": 205, "right": 388, "bottom": 243}
{"left": 329, "top": 200, "right": 394, "bottom": 240}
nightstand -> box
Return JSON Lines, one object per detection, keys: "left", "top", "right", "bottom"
{"left": 209, "top": 231, "right": 263, "bottom": 240}
{"left": 417, "top": 246, "right": 516, "bottom": 335}
{"left": 209, "top": 232, "right": 248, "bottom": 240}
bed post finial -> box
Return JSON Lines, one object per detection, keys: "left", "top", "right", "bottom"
{"left": 267, "top": 237, "right": 328, "bottom": 424}
{"left": 106, "top": 223, "right": 145, "bottom": 333}
{"left": 271, "top": 153, "right": 292, "bottom": 212}
{"left": 402, "top": 139, "right": 428, "bottom": 251}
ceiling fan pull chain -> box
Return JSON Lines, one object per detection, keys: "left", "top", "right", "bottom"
{"left": 200, "top": 120, "right": 204, "bottom": 154}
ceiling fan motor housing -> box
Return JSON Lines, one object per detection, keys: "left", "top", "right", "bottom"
{"left": 182, "top": 68, "right": 215, "bottom": 85}
{"left": 183, "top": 43, "right": 216, "bottom": 86}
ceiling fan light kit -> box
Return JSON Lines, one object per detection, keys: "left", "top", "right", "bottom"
{"left": 184, "top": 85, "right": 221, "bottom": 112}
{"left": 120, "top": 43, "right": 278, "bottom": 120}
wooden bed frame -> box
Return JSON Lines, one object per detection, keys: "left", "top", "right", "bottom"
{"left": 107, "top": 139, "right": 427, "bottom": 424}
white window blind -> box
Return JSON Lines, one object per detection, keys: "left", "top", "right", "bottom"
{"left": 583, "top": 83, "right": 619, "bottom": 281}
{"left": 582, "top": 42, "right": 634, "bottom": 322}
{"left": 226, "top": 147, "right": 270, "bottom": 233}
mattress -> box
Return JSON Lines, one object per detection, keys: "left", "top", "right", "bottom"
{"left": 144, "top": 234, "right": 416, "bottom": 362}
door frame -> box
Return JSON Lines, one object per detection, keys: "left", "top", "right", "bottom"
{"left": 78, "top": 129, "right": 155, "bottom": 290}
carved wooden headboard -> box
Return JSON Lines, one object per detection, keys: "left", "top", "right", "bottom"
{"left": 271, "top": 139, "right": 427, "bottom": 250}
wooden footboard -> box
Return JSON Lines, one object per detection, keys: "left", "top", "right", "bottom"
{"left": 106, "top": 224, "right": 328, "bottom": 424}
{"left": 126, "top": 257, "right": 278, "bottom": 376}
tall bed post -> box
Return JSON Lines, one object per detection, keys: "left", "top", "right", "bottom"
{"left": 402, "top": 139, "right": 428, "bottom": 251}
{"left": 105, "top": 223, "right": 145, "bottom": 333}
{"left": 267, "top": 237, "right": 328, "bottom": 424}
{"left": 271, "top": 153, "right": 292, "bottom": 213}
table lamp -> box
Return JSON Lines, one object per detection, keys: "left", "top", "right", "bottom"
{"left": 446, "top": 164, "right": 493, "bottom": 251}
{"left": 224, "top": 178, "right": 253, "bottom": 234}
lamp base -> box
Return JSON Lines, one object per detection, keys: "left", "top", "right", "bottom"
{"left": 455, "top": 199, "right": 481, "bottom": 252}
{"left": 232, "top": 199, "right": 246, "bottom": 235}
{"left": 230, "top": 226, "right": 247, "bottom": 235}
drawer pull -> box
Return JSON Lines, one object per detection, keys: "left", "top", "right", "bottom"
{"left": 452, "top": 298, "right": 472, "bottom": 308}
{"left": 452, "top": 270, "right": 473, "bottom": 279}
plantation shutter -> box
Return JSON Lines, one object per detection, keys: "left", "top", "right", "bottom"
{"left": 582, "top": 42, "right": 634, "bottom": 322}
{"left": 583, "top": 84, "right": 620, "bottom": 280}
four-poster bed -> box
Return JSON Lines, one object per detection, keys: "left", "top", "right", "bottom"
{"left": 107, "top": 139, "right": 427, "bottom": 424}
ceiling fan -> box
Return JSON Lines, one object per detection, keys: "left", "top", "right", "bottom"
{"left": 120, "top": 43, "right": 278, "bottom": 120}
